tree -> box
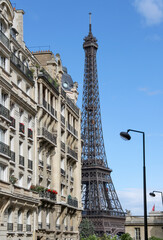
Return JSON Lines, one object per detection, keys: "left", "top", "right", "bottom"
{"left": 120, "top": 233, "right": 133, "bottom": 240}
{"left": 79, "top": 218, "right": 95, "bottom": 239}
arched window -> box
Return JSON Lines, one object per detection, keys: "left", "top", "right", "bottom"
{"left": 26, "top": 211, "right": 31, "bottom": 232}
{"left": 17, "top": 209, "right": 23, "bottom": 231}
{"left": 7, "top": 207, "right": 13, "bottom": 231}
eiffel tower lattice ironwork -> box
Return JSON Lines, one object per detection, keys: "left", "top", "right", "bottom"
{"left": 81, "top": 14, "right": 125, "bottom": 236}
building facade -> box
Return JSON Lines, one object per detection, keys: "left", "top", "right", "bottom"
{"left": 125, "top": 211, "right": 163, "bottom": 240}
{"left": 0, "top": 1, "right": 82, "bottom": 239}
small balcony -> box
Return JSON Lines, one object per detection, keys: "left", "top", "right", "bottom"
{"left": 0, "top": 104, "right": 10, "bottom": 120}
{"left": 0, "top": 30, "right": 10, "bottom": 49}
{"left": 19, "top": 123, "right": 25, "bottom": 134}
{"left": 67, "top": 146, "right": 78, "bottom": 161}
{"left": 67, "top": 196, "right": 78, "bottom": 208}
{"left": 38, "top": 127, "right": 57, "bottom": 146}
{"left": 61, "top": 114, "right": 65, "bottom": 125}
{"left": 39, "top": 191, "right": 56, "bottom": 202}
{"left": 28, "top": 159, "right": 33, "bottom": 170}
{"left": 10, "top": 116, "right": 15, "bottom": 128}
{"left": 61, "top": 141, "right": 65, "bottom": 151}
{"left": 7, "top": 223, "right": 13, "bottom": 231}
{"left": 10, "top": 52, "right": 34, "bottom": 84}
{"left": 26, "top": 224, "right": 31, "bottom": 232}
{"left": 28, "top": 128, "right": 33, "bottom": 139}
{"left": 19, "top": 155, "right": 24, "bottom": 166}
{"left": 0, "top": 141, "right": 10, "bottom": 157}
{"left": 47, "top": 164, "right": 51, "bottom": 171}
{"left": 17, "top": 223, "right": 23, "bottom": 231}
{"left": 10, "top": 151, "right": 15, "bottom": 162}
{"left": 61, "top": 168, "right": 65, "bottom": 176}
{"left": 67, "top": 122, "right": 78, "bottom": 137}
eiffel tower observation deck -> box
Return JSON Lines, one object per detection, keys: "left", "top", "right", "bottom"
{"left": 81, "top": 13, "right": 125, "bottom": 236}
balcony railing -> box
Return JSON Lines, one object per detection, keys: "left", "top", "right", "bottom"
{"left": 10, "top": 116, "right": 15, "bottom": 128}
{"left": 38, "top": 127, "right": 57, "bottom": 145}
{"left": 39, "top": 191, "right": 56, "bottom": 202}
{"left": 61, "top": 88, "right": 79, "bottom": 116}
{"left": 10, "top": 151, "right": 15, "bottom": 162}
{"left": 47, "top": 164, "right": 51, "bottom": 171}
{"left": 19, "top": 155, "right": 24, "bottom": 166}
{"left": 42, "top": 99, "right": 57, "bottom": 118}
{"left": 38, "top": 222, "right": 42, "bottom": 229}
{"left": 10, "top": 52, "right": 34, "bottom": 83}
{"left": 67, "top": 147, "right": 78, "bottom": 160}
{"left": 0, "top": 141, "right": 10, "bottom": 156}
{"left": 61, "top": 141, "right": 65, "bottom": 151}
{"left": 19, "top": 123, "right": 25, "bottom": 134}
{"left": 26, "top": 224, "right": 31, "bottom": 232}
{"left": 0, "top": 30, "right": 10, "bottom": 48}
{"left": 61, "top": 114, "right": 65, "bottom": 125}
{"left": 61, "top": 168, "right": 65, "bottom": 176}
{"left": 7, "top": 223, "right": 13, "bottom": 231}
{"left": 39, "top": 69, "right": 59, "bottom": 92}
{"left": 28, "top": 128, "right": 33, "bottom": 139}
{"left": 67, "top": 197, "right": 78, "bottom": 208}
{"left": 67, "top": 122, "right": 78, "bottom": 137}
{"left": 0, "top": 104, "right": 10, "bottom": 120}
{"left": 17, "top": 223, "right": 23, "bottom": 231}
{"left": 28, "top": 159, "right": 33, "bottom": 170}
{"left": 39, "top": 160, "right": 44, "bottom": 167}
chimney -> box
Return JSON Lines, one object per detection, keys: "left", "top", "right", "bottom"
{"left": 13, "top": 10, "right": 25, "bottom": 44}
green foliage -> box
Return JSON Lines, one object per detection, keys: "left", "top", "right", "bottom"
{"left": 149, "top": 237, "right": 163, "bottom": 240}
{"left": 120, "top": 233, "right": 132, "bottom": 240}
{"left": 79, "top": 219, "right": 95, "bottom": 239}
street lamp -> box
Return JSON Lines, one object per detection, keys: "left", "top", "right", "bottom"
{"left": 149, "top": 191, "right": 163, "bottom": 206}
{"left": 120, "top": 129, "right": 148, "bottom": 240}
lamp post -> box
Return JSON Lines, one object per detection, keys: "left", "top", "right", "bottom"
{"left": 120, "top": 129, "right": 148, "bottom": 240}
{"left": 149, "top": 191, "right": 163, "bottom": 206}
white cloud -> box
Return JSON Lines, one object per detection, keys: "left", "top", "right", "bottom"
{"left": 138, "top": 87, "right": 163, "bottom": 96}
{"left": 134, "top": 0, "right": 163, "bottom": 25}
{"left": 118, "top": 188, "right": 162, "bottom": 215}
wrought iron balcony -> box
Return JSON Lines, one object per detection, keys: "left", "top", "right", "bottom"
{"left": 19, "top": 155, "right": 24, "bottom": 166}
{"left": 0, "top": 104, "right": 10, "bottom": 120}
{"left": 47, "top": 164, "right": 51, "bottom": 171}
{"left": 39, "top": 69, "right": 59, "bottom": 92}
{"left": 19, "top": 123, "right": 25, "bottom": 134}
{"left": 7, "top": 223, "right": 13, "bottom": 231}
{"left": 17, "top": 223, "right": 23, "bottom": 231}
{"left": 0, "top": 141, "right": 10, "bottom": 156}
{"left": 28, "top": 128, "right": 33, "bottom": 139}
{"left": 10, "top": 151, "right": 15, "bottom": 162}
{"left": 38, "top": 127, "right": 57, "bottom": 146}
{"left": 39, "top": 160, "right": 44, "bottom": 167}
{"left": 26, "top": 224, "right": 31, "bottom": 232}
{"left": 56, "top": 224, "right": 60, "bottom": 230}
{"left": 61, "top": 141, "right": 65, "bottom": 151}
{"left": 61, "top": 88, "right": 79, "bottom": 116}
{"left": 42, "top": 99, "right": 57, "bottom": 118}
{"left": 28, "top": 159, "right": 33, "bottom": 170}
{"left": 0, "top": 30, "right": 10, "bottom": 49}
{"left": 61, "top": 114, "right": 65, "bottom": 125}
{"left": 10, "top": 52, "right": 34, "bottom": 83}
{"left": 67, "top": 122, "right": 78, "bottom": 137}
{"left": 10, "top": 116, "right": 15, "bottom": 128}
{"left": 67, "top": 196, "right": 78, "bottom": 208}
{"left": 67, "top": 146, "right": 78, "bottom": 161}
{"left": 39, "top": 191, "right": 56, "bottom": 202}
{"left": 61, "top": 168, "right": 65, "bottom": 176}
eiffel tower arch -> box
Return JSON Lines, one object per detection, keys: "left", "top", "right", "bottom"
{"left": 81, "top": 14, "right": 125, "bottom": 236}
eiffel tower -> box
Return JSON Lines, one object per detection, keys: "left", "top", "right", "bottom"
{"left": 81, "top": 13, "right": 125, "bottom": 236}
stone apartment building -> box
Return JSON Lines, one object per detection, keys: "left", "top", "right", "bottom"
{"left": 0, "top": 0, "right": 82, "bottom": 239}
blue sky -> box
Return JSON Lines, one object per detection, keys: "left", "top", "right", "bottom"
{"left": 14, "top": 0, "right": 163, "bottom": 215}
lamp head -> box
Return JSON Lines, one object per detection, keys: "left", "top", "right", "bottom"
{"left": 120, "top": 131, "right": 131, "bottom": 141}
{"left": 149, "top": 192, "right": 156, "bottom": 197}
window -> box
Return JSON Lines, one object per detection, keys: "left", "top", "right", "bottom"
{"left": 0, "top": 55, "right": 6, "bottom": 70}
{"left": 19, "top": 109, "right": 24, "bottom": 122}
{"left": 18, "top": 174, "right": 23, "bottom": 187}
{"left": 61, "top": 158, "right": 64, "bottom": 170}
{"left": 26, "top": 85, "right": 30, "bottom": 95}
{"left": 0, "top": 164, "right": 7, "bottom": 181}
{"left": 27, "top": 211, "right": 31, "bottom": 225}
{"left": 27, "top": 176, "right": 31, "bottom": 189}
{"left": 8, "top": 208, "right": 13, "bottom": 223}
{"left": 46, "top": 209, "right": 50, "bottom": 225}
{"left": 47, "top": 180, "right": 50, "bottom": 188}
{"left": 19, "top": 142, "right": 23, "bottom": 156}
{"left": 28, "top": 146, "right": 32, "bottom": 160}
{"left": 70, "top": 166, "right": 73, "bottom": 177}
{"left": 135, "top": 228, "right": 141, "bottom": 240}
{"left": 61, "top": 184, "right": 64, "bottom": 196}
{"left": 0, "top": 128, "right": 5, "bottom": 142}
{"left": 17, "top": 78, "right": 22, "bottom": 88}
{"left": 10, "top": 136, "right": 14, "bottom": 152}
{"left": 18, "top": 209, "right": 22, "bottom": 224}
{"left": 0, "top": 20, "right": 6, "bottom": 33}
{"left": 1, "top": 92, "right": 7, "bottom": 106}
{"left": 38, "top": 207, "right": 42, "bottom": 225}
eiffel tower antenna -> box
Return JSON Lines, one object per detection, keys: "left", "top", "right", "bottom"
{"left": 81, "top": 13, "right": 125, "bottom": 236}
